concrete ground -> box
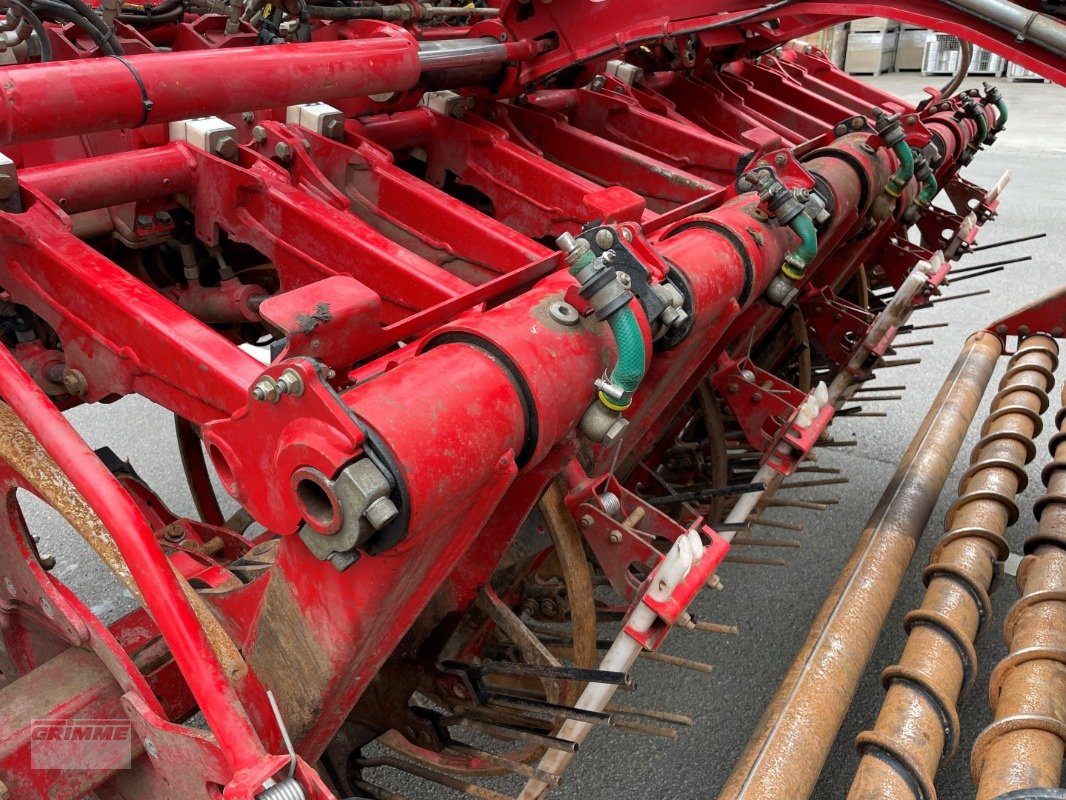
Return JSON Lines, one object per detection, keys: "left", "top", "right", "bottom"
{"left": 27, "top": 73, "right": 1066, "bottom": 799}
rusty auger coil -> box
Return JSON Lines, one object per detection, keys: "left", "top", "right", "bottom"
{"left": 849, "top": 335, "right": 1059, "bottom": 800}
{"left": 972, "top": 378, "right": 1066, "bottom": 800}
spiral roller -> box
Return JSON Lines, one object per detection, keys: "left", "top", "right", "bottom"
{"left": 848, "top": 334, "right": 1059, "bottom": 800}
{"left": 972, "top": 378, "right": 1066, "bottom": 800}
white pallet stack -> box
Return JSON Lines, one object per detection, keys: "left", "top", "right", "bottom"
{"left": 1006, "top": 61, "right": 1050, "bottom": 82}
{"left": 922, "top": 33, "right": 1006, "bottom": 76}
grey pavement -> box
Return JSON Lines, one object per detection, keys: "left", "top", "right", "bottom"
{"left": 29, "top": 72, "right": 1066, "bottom": 799}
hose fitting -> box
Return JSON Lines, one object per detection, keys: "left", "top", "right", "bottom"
{"left": 557, "top": 232, "right": 647, "bottom": 423}
{"left": 738, "top": 168, "right": 820, "bottom": 285}
{"left": 983, "top": 81, "right": 1008, "bottom": 141}
{"left": 913, "top": 152, "right": 938, "bottom": 206}
{"left": 873, "top": 108, "right": 913, "bottom": 197}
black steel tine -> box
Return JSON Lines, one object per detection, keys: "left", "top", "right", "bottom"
{"left": 970, "top": 232, "right": 1046, "bottom": 252}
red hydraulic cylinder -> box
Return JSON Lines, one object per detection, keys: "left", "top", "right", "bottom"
{"left": 0, "top": 27, "right": 420, "bottom": 145}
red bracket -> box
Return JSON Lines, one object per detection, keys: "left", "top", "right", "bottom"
{"left": 712, "top": 354, "right": 833, "bottom": 473}
{"left": 798, "top": 285, "right": 875, "bottom": 369}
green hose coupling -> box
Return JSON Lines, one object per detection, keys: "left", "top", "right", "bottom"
{"left": 557, "top": 232, "right": 647, "bottom": 413}
{"left": 982, "top": 81, "right": 1007, "bottom": 141}
{"left": 913, "top": 152, "right": 937, "bottom": 206}
{"left": 871, "top": 107, "right": 912, "bottom": 197}
{"left": 958, "top": 95, "right": 987, "bottom": 154}
{"left": 738, "top": 167, "right": 821, "bottom": 305}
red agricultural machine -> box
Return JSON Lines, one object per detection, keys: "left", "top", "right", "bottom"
{"left": 0, "top": 0, "right": 1065, "bottom": 797}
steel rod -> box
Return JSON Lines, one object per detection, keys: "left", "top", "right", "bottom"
{"left": 716, "top": 331, "right": 1003, "bottom": 800}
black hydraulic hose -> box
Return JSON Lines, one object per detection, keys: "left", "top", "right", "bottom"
{"left": 118, "top": 4, "right": 182, "bottom": 22}
{"left": 4, "top": 0, "right": 50, "bottom": 59}
{"left": 34, "top": 0, "right": 117, "bottom": 52}
{"left": 33, "top": 0, "right": 121, "bottom": 52}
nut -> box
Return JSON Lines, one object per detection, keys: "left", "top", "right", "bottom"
{"left": 276, "top": 368, "right": 304, "bottom": 397}
{"left": 595, "top": 228, "right": 615, "bottom": 249}
{"left": 251, "top": 125, "right": 268, "bottom": 143}
{"left": 251, "top": 376, "right": 280, "bottom": 402}
{"left": 274, "top": 141, "right": 292, "bottom": 161}
{"left": 62, "top": 369, "right": 87, "bottom": 397}
{"left": 609, "top": 530, "right": 623, "bottom": 544}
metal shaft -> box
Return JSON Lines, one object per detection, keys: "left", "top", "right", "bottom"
{"left": 848, "top": 334, "right": 1058, "bottom": 800}
{"left": 716, "top": 331, "right": 1002, "bottom": 800}
{"left": 972, "top": 382, "right": 1066, "bottom": 799}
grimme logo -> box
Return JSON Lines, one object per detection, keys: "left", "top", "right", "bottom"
{"left": 30, "top": 719, "right": 133, "bottom": 770}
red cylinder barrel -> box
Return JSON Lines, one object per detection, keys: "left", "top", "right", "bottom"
{"left": 0, "top": 26, "right": 420, "bottom": 145}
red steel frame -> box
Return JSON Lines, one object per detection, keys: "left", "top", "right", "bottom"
{"left": 0, "top": 0, "right": 1060, "bottom": 798}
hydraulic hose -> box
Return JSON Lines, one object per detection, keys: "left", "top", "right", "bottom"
{"left": 972, "top": 111, "right": 988, "bottom": 147}
{"left": 601, "top": 307, "right": 646, "bottom": 410}
{"left": 782, "top": 212, "right": 818, "bottom": 280}
{"left": 918, "top": 171, "right": 938, "bottom": 204}
{"left": 887, "top": 141, "right": 915, "bottom": 197}
{"left": 563, "top": 237, "right": 647, "bottom": 411}
{"left": 993, "top": 96, "right": 1008, "bottom": 131}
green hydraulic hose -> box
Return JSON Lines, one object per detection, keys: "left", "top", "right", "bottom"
{"left": 601, "top": 308, "right": 646, "bottom": 410}
{"left": 971, "top": 112, "right": 988, "bottom": 148}
{"left": 886, "top": 142, "right": 914, "bottom": 197}
{"left": 567, "top": 247, "right": 646, "bottom": 411}
{"left": 781, "top": 212, "right": 819, "bottom": 280}
{"left": 918, "top": 171, "right": 938, "bottom": 205}
{"left": 993, "top": 97, "right": 1008, "bottom": 132}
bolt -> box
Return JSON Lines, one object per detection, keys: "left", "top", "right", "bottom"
{"left": 3, "top": 578, "right": 14, "bottom": 595}
{"left": 609, "top": 530, "right": 623, "bottom": 544}
{"left": 274, "top": 141, "right": 292, "bottom": 161}
{"left": 364, "top": 496, "right": 399, "bottom": 530}
{"left": 834, "top": 124, "right": 847, "bottom": 137}
{"left": 163, "top": 525, "right": 185, "bottom": 543}
{"left": 252, "top": 125, "right": 268, "bottom": 143}
{"left": 595, "top": 228, "right": 615, "bottom": 249}
{"left": 62, "top": 369, "right": 87, "bottom": 397}
{"left": 452, "top": 684, "right": 467, "bottom": 699}
{"left": 214, "top": 136, "right": 238, "bottom": 160}
{"left": 581, "top": 515, "right": 594, "bottom": 527}
{"left": 774, "top": 153, "right": 787, "bottom": 166}
{"left": 621, "top": 228, "right": 633, "bottom": 242}
{"left": 135, "top": 214, "right": 155, "bottom": 230}
{"left": 0, "top": 174, "right": 16, "bottom": 200}
{"left": 275, "top": 368, "right": 304, "bottom": 397}
{"left": 143, "top": 739, "right": 158, "bottom": 759}
{"left": 616, "top": 271, "right": 632, "bottom": 289}
{"left": 242, "top": 111, "right": 255, "bottom": 123}
{"left": 540, "top": 598, "right": 559, "bottom": 617}
{"left": 851, "top": 116, "right": 864, "bottom": 129}
{"left": 154, "top": 211, "right": 173, "bottom": 226}
{"left": 39, "top": 554, "right": 55, "bottom": 571}
{"left": 251, "top": 376, "right": 279, "bottom": 402}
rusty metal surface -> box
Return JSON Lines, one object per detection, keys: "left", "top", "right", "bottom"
{"left": 971, "top": 381, "right": 1066, "bottom": 799}
{"left": 716, "top": 331, "right": 1003, "bottom": 800}
{"left": 847, "top": 334, "right": 1059, "bottom": 800}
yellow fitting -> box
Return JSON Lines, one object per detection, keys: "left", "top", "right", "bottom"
{"left": 781, "top": 263, "right": 805, "bottom": 281}
{"left": 598, "top": 391, "right": 631, "bottom": 412}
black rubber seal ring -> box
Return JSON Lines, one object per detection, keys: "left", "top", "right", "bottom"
{"left": 660, "top": 220, "right": 755, "bottom": 306}
{"left": 425, "top": 331, "right": 539, "bottom": 468}
{"left": 803, "top": 147, "right": 872, "bottom": 212}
